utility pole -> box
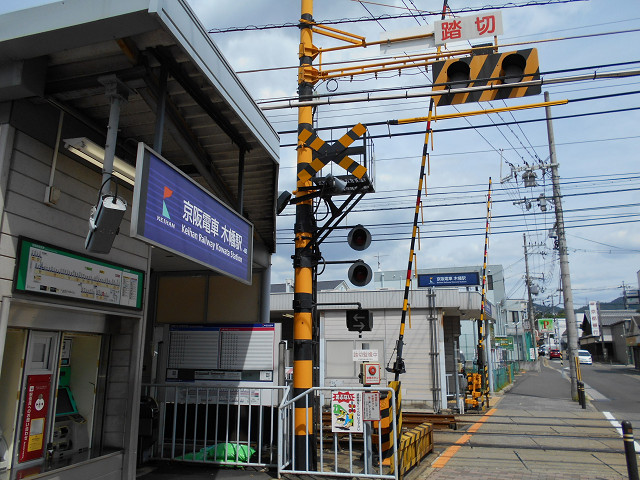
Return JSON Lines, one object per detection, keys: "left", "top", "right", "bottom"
{"left": 294, "top": 0, "right": 317, "bottom": 469}
{"left": 545, "top": 90, "right": 579, "bottom": 400}
{"left": 523, "top": 233, "right": 536, "bottom": 359}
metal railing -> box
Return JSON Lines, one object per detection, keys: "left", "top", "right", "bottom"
{"left": 277, "top": 386, "right": 398, "bottom": 479}
{"left": 140, "top": 384, "right": 287, "bottom": 468}
{"left": 493, "top": 361, "right": 520, "bottom": 391}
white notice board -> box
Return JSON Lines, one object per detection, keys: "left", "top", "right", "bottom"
{"left": 167, "top": 324, "right": 275, "bottom": 382}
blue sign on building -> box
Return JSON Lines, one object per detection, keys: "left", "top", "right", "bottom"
{"left": 131, "top": 143, "right": 253, "bottom": 284}
{"left": 417, "top": 272, "right": 480, "bottom": 288}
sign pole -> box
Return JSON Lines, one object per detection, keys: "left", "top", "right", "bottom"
{"left": 362, "top": 343, "right": 373, "bottom": 475}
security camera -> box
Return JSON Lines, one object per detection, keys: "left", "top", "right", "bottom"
{"left": 85, "top": 195, "right": 127, "bottom": 253}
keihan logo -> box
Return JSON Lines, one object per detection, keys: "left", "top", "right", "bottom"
{"left": 162, "top": 186, "right": 173, "bottom": 219}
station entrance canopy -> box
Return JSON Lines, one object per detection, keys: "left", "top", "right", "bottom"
{"left": 0, "top": 0, "right": 279, "bottom": 273}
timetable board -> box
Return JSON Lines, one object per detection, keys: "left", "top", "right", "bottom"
{"left": 167, "top": 324, "right": 275, "bottom": 382}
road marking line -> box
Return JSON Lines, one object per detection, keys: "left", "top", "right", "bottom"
{"left": 431, "top": 408, "right": 496, "bottom": 468}
{"left": 603, "top": 411, "right": 640, "bottom": 453}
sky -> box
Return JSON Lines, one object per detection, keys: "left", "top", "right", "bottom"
{"left": 2, "top": 0, "right": 639, "bottom": 307}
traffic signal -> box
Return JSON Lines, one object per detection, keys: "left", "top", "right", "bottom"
{"left": 346, "top": 309, "right": 373, "bottom": 332}
{"left": 348, "top": 260, "right": 372, "bottom": 287}
{"left": 431, "top": 48, "right": 540, "bottom": 106}
{"left": 347, "top": 224, "right": 371, "bottom": 251}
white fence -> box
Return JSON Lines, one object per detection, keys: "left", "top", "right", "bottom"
{"left": 139, "top": 384, "right": 399, "bottom": 479}
{"left": 140, "top": 384, "right": 285, "bottom": 467}
{"left": 277, "top": 386, "right": 399, "bottom": 479}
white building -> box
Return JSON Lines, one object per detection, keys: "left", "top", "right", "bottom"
{"left": 271, "top": 280, "right": 490, "bottom": 411}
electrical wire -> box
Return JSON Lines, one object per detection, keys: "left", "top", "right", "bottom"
{"left": 207, "top": 0, "right": 588, "bottom": 33}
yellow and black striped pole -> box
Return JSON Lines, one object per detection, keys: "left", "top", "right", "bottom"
{"left": 477, "top": 178, "right": 492, "bottom": 408}
{"left": 293, "top": 0, "right": 317, "bottom": 469}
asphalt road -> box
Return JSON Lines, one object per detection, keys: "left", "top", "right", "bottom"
{"left": 547, "top": 358, "right": 640, "bottom": 446}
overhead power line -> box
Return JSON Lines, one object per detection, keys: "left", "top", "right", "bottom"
{"left": 277, "top": 89, "right": 640, "bottom": 138}
{"left": 261, "top": 63, "right": 640, "bottom": 110}
{"left": 275, "top": 218, "right": 640, "bottom": 244}
{"left": 264, "top": 65, "right": 640, "bottom": 110}
{"left": 276, "top": 202, "right": 640, "bottom": 232}
{"left": 279, "top": 104, "right": 640, "bottom": 147}
{"left": 207, "top": 0, "right": 588, "bottom": 33}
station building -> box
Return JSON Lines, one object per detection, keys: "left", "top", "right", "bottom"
{"left": 0, "top": 1, "right": 279, "bottom": 478}
{"left": 271, "top": 284, "right": 486, "bottom": 411}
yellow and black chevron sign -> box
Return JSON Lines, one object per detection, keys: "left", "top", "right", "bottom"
{"left": 431, "top": 48, "right": 540, "bottom": 106}
{"left": 297, "top": 123, "right": 367, "bottom": 183}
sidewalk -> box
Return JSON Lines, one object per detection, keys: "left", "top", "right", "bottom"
{"left": 136, "top": 362, "right": 638, "bottom": 480}
{"left": 409, "top": 361, "right": 637, "bottom": 479}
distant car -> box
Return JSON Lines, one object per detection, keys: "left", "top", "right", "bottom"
{"left": 549, "top": 349, "right": 562, "bottom": 359}
{"left": 538, "top": 345, "right": 548, "bottom": 356}
{"left": 578, "top": 350, "right": 592, "bottom": 365}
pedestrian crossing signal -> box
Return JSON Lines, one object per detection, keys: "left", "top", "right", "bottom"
{"left": 431, "top": 48, "right": 540, "bottom": 106}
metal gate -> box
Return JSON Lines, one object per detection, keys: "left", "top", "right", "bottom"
{"left": 277, "top": 386, "right": 398, "bottom": 479}
{"left": 140, "top": 384, "right": 286, "bottom": 468}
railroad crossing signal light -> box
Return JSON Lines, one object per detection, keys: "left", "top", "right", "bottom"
{"left": 346, "top": 309, "right": 373, "bottom": 332}
{"left": 431, "top": 48, "right": 541, "bottom": 106}
{"left": 348, "top": 260, "right": 373, "bottom": 287}
{"left": 347, "top": 224, "right": 371, "bottom": 251}
{"left": 346, "top": 225, "right": 372, "bottom": 286}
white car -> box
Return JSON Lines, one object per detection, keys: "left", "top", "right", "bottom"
{"left": 578, "top": 350, "right": 592, "bottom": 365}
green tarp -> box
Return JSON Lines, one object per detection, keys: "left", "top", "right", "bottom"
{"left": 178, "top": 443, "right": 255, "bottom": 463}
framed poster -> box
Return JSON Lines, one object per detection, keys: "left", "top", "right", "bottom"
{"left": 331, "top": 391, "right": 363, "bottom": 433}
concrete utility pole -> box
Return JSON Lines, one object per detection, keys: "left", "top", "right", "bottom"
{"left": 523, "top": 233, "right": 536, "bottom": 359}
{"left": 545, "top": 91, "right": 579, "bottom": 400}
{"left": 293, "top": 0, "right": 317, "bottom": 469}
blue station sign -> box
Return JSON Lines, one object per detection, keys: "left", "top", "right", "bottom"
{"left": 417, "top": 272, "right": 480, "bottom": 287}
{"left": 131, "top": 143, "right": 253, "bottom": 284}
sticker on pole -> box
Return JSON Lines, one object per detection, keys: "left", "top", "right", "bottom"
{"left": 363, "top": 391, "right": 381, "bottom": 421}
{"left": 331, "top": 391, "right": 363, "bottom": 433}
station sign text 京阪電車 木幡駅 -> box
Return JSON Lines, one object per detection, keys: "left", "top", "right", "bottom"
{"left": 417, "top": 272, "right": 480, "bottom": 288}
{"left": 131, "top": 144, "right": 253, "bottom": 284}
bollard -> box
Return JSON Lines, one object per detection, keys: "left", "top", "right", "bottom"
{"left": 577, "top": 381, "right": 586, "bottom": 409}
{"left": 622, "top": 421, "right": 639, "bottom": 480}
{"left": 577, "top": 381, "right": 582, "bottom": 407}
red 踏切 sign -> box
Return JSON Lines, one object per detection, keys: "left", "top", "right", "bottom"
{"left": 435, "top": 11, "right": 503, "bottom": 45}
{"left": 19, "top": 374, "right": 51, "bottom": 463}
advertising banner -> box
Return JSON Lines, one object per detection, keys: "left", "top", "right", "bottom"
{"left": 537, "top": 318, "right": 555, "bottom": 333}
{"left": 19, "top": 374, "right": 51, "bottom": 463}
{"left": 589, "top": 301, "right": 600, "bottom": 337}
